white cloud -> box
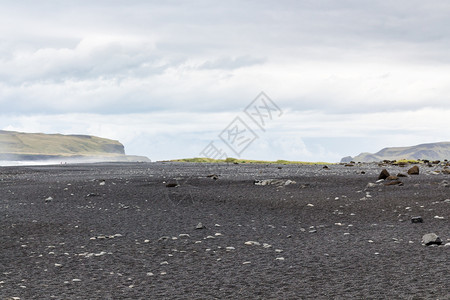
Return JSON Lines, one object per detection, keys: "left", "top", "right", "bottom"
{"left": 2, "top": 1, "right": 450, "bottom": 161}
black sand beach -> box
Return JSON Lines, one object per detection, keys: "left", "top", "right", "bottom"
{"left": 1, "top": 162, "right": 449, "bottom": 299}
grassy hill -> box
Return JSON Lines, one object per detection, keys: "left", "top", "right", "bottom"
{"left": 171, "top": 157, "right": 331, "bottom": 165}
{"left": 0, "top": 130, "right": 149, "bottom": 162}
{"left": 342, "top": 142, "right": 450, "bottom": 163}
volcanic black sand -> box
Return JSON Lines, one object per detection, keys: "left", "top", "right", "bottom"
{"left": 1, "top": 162, "right": 449, "bottom": 299}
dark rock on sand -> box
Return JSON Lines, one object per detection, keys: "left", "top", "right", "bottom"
{"left": 378, "top": 169, "right": 390, "bottom": 180}
{"left": 411, "top": 216, "right": 423, "bottom": 223}
{"left": 207, "top": 174, "right": 219, "bottom": 180}
{"left": 422, "top": 233, "right": 442, "bottom": 246}
{"left": 407, "top": 166, "right": 420, "bottom": 175}
{"left": 397, "top": 173, "right": 408, "bottom": 177}
{"left": 439, "top": 180, "right": 449, "bottom": 188}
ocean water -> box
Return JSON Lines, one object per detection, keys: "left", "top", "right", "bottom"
{"left": 0, "top": 160, "right": 64, "bottom": 167}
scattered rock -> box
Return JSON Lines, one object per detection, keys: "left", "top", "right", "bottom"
{"left": 207, "top": 174, "right": 219, "bottom": 180}
{"left": 45, "top": 197, "right": 53, "bottom": 203}
{"left": 244, "top": 241, "right": 260, "bottom": 246}
{"left": 323, "top": 165, "right": 329, "bottom": 169}
{"left": 397, "top": 173, "right": 408, "bottom": 177}
{"left": 438, "top": 180, "right": 449, "bottom": 188}
{"left": 366, "top": 182, "right": 377, "bottom": 188}
{"left": 411, "top": 216, "right": 423, "bottom": 223}
{"left": 166, "top": 182, "right": 178, "bottom": 188}
{"left": 254, "top": 179, "right": 296, "bottom": 186}
{"left": 195, "top": 222, "right": 205, "bottom": 230}
{"left": 386, "top": 175, "right": 398, "bottom": 181}
{"left": 86, "top": 193, "right": 100, "bottom": 197}
{"left": 378, "top": 169, "right": 390, "bottom": 180}
{"left": 422, "top": 233, "right": 442, "bottom": 246}
{"left": 442, "top": 169, "right": 450, "bottom": 175}
{"left": 407, "top": 166, "right": 420, "bottom": 175}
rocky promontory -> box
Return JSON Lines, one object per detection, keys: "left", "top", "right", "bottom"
{"left": 0, "top": 130, "right": 149, "bottom": 163}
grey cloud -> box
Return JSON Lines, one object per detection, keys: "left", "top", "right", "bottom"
{"left": 1, "top": 0, "right": 450, "bottom": 116}
{"left": 198, "top": 56, "right": 266, "bottom": 70}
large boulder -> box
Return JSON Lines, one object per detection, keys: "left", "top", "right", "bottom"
{"left": 407, "top": 165, "right": 420, "bottom": 175}
{"left": 378, "top": 169, "right": 390, "bottom": 180}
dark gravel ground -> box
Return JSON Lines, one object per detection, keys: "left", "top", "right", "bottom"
{"left": 0, "top": 162, "right": 449, "bottom": 299}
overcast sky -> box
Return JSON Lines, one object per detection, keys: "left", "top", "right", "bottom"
{"left": 1, "top": 0, "right": 450, "bottom": 162}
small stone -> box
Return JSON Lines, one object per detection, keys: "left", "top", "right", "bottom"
{"left": 72, "top": 279, "right": 81, "bottom": 282}
{"left": 434, "top": 216, "right": 445, "bottom": 220}
{"left": 195, "top": 223, "right": 205, "bottom": 230}
{"left": 244, "top": 241, "right": 260, "bottom": 246}
{"left": 242, "top": 261, "right": 251, "bottom": 265}
{"left": 422, "top": 233, "right": 442, "bottom": 246}
{"left": 411, "top": 216, "right": 423, "bottom": 223}
{"left": 225, "top": 247, "right": 235, "bottom": 251}
{"left": 439, "top": 180, "right": 449, "bottom": 188}
{"left": 275, "top": 257, "right": 285, "bottom": 261}
{"left": 307, "top": 203, "right": 314, "bottom": 207}
{"left": 45, "top": 197, "right": 53, "bottom": 202}
{"left": 146, "top": 272, "right": 154, "bottom": 276}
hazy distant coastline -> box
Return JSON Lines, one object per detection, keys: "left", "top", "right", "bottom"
{"left": 0, "top": 130, "right": 150, "bottom": 165}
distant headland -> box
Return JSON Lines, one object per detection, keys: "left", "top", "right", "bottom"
{"left": 0, "top": 130, "right": 150, "bottom": 163}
